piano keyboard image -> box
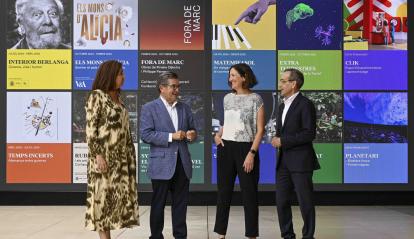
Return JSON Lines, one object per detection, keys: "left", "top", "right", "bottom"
{"left": 212, "top": 24, "right": 252, "bottom": 50}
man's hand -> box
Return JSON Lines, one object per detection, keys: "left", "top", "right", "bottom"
{"left": 172, "top": 130, "right": 186, "bottom": 141}
{"left": 271, "top": 137, "right": 282, "bottom": 148}
{"left": 235, "top": 0, "right": 271, "bottom": 25}
{"left": 96, "top": 154, "right": 108, "bottom": 173}
{"left": 186, "top": 130, "right": 197, "bottom": 142}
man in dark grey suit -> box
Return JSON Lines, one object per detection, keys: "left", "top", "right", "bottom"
{"left": 272, "top": 68, "right": 320, "bottom": 239}
{"left": 140, "top": 71, "right": 197, "bottom": 239}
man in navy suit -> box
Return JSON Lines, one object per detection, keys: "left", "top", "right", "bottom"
{"left": 140, "top": 71, "right": 197, "bottom": 239}
{"left": 272, "top": 68, "right": 320, "bottom": 239}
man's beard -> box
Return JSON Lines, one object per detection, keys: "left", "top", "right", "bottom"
{"left": 26, "top": 29, "right": 63, "bottom": 49}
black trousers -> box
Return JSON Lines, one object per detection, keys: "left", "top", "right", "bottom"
{"left": 214, "top": 140, "right": 260, "bottom": 237}
{"left": 276, "top": 157, "right": 315, "bottom": 239}
{"left": 150, "top": 156, "right": 189, "bottom": 239}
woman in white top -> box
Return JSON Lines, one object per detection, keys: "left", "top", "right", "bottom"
{"left": 213, "top": 63, "right": 265, "bottom": 239}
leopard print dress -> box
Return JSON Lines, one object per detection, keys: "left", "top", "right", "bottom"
{"left": 85, "top": 89, "right": 139, "bottom": 231}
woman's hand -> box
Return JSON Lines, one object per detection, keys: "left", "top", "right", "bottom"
{"left": 243, "top": 152, "right": 255, "bottom": 173}
{"left": 214, "top": 134, "right": 225, "bottom": 147}
{"left": 96, "top": 154, "right": 108, "bottom": 173}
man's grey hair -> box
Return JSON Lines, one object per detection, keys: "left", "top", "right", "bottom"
{"left": 15, "top": 0, "right": 64, "bottom": 22}
{"left": 156, "top": 71, "right": 179, "bottom": 93}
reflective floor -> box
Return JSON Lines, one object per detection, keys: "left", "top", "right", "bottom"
{"left": 1, "top": 206, "right": 414, "bottom": 239}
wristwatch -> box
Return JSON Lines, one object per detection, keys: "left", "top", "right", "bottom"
{"left": 249, "top": 149, "right": 257, "bottom": 155}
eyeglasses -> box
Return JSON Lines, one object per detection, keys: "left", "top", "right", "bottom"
{"left": 279, "top": 79, "right": 294, "bottom": 84}
{"left": 163, "top": 84, "right": 180, "bottom": 90}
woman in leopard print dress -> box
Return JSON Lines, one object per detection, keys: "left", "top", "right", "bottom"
{"left": 85, "top": 60, "right": 139, "bottom": 239}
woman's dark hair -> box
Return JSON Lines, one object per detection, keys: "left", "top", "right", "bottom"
{"left": 227, "top": 63, "right": 258, "bottom": 90}
{"left": 92, "top": 60, "right": 123, "bottom": 92}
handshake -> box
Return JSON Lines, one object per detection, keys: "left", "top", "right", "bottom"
{"left": 172, "top": 130, "right": 197, "bottom": 142}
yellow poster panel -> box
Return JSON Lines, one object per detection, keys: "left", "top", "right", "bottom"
{"left": 212, "top": 0, "right": 276, "bottom": 50}
{"left": 7, "top": 49, "right": 71, "bottom": 90}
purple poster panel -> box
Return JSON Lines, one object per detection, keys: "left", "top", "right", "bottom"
{"left": 344, "top": 143, "right": 408, "bottom": 183}
{"left": 73, "top": 50, "right": 138, "bottom": 90}
{"left": 344, "top": 50, "right": 407, "bottom": 90}
{"left": 344, "top": 92, "right": 407, "bottom": 143}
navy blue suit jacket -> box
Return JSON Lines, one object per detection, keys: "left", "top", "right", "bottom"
{"left": 140, "top": 98, "right": 196, "bottom": 179}
{"left": 276, "top": 93, "right": 320, "bottom": 172}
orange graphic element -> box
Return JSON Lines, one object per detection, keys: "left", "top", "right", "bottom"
{"left": 6, "top": 143, "right": 71, "bottom": 183}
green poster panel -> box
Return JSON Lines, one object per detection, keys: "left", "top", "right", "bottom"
{"left": 278, "top": 50, "right": 342, "bottom": 90}
{"left": 313, "top": 143, "right": 342, "bottom": 183}
{"left": 189, "top": 141, "right": 204, "bottom": 184}
{"left": 138, "top": 141, "right": 150, "bottom": 184}
{"left": 138, "top": 141, "right": 204, "bottom": 184}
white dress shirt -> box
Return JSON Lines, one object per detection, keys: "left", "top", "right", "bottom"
{"left": 160, "top": 96, "right": 178, "bottom": 142}
{"left": 282, "top": 92, "right": 299, "bottom": 126}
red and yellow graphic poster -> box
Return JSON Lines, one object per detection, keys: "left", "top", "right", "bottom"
{"left": 7, "top": 143, "right": 71, "bottom": 183}
{"left": 140, "top": 0, "right": 204, "bottom": 50}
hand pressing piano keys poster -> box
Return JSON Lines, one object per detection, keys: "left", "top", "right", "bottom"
{"left": 212, "top": 0, "right": 277, "bottom": 91}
